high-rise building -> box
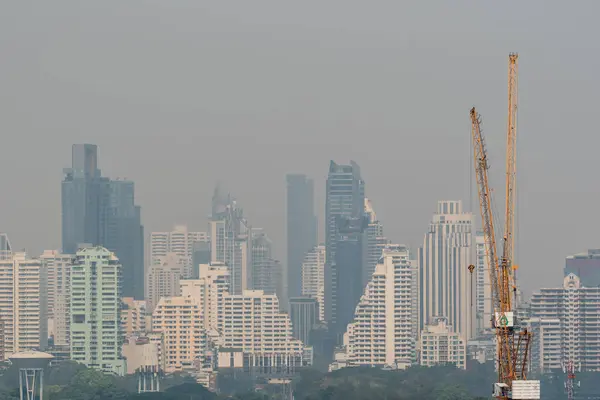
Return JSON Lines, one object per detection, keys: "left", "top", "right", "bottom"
{"left": 0, "top": 252, "right": 48, "bottom": 359}
{"left": 62, "top": 144, "right": 144, "bottom": 299}
{"left": 152, "top": 296, "right": 207, "bottom": 372}
{"left": 530, "top": 273, "right": 600, "bottom": 372}
{"left": 221, "top": 290, "right": 306, "bottom": 360}
{"left": 105, "top": 180, "right": 144, "bottom": 300}
{"left": 286, "top": 174, "right": 317, "bottom": 301}
{"left": 475, "top": 232, "right": 493, "bottom": 335}
{"left": 180, "top": 263, "right": 230, "bottom": 332}
{"left": 0, "top": 317, "right": 4, "bottom": 360}
{"left": 565, "top": 249, "right": 600, "bottom": 288}
{"left": 251, "top": 230, "right": 283, "bottom": 301}
{"left": 146, "top": 253, "right": 186, "bottom": 313}
{"left": 61, "top": 144, "right": 110, "bottom": 255}
{"left": 149, "top": 226, "right": 209, "bottom": 274}
{"left": 333, "top": 215, "right": 368, "bottom": 337}
{"left": 191, "top": 241, "right": 211, "bottom": 279}
{"left": 418, "top": 200, "right": 473, "bottom": 340}
{"left": 527, "top": 318, "right": 561, "bottom": 374}
{"left": 209, "top": 192, "right": 252, "bottom": 295}
{"left": 325, "top": 161, "right": 365, "bottom": 323}
{"left": 40, "top": 250, "right": 74, "bottom": 347}
{"left": 69, "top": 246, "right": 126, "bottom": 375}
{"left": 419, "top": 316, "right": 466, "bottom": 370}
{"left": 301, "top": 245, "right": 326, "bottom": 321}
{"left": 342, "top": 245, "right": 415, "bottom": 369}
{"left": 289, "top": 297, "right": 319, "bottom": 345}
{"left": 364, "top": 198, "right": 388, "bottom": 287}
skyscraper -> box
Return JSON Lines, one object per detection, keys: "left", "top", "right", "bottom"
{"left": 69, "top": 246, "right": 126, "bottom": 375}
{"left": 62, "top": 144, "right": 110, "bottom": 254}
{"left": 105, "top": 180, "right": 144, "bottom": 299}
{"left": 325, "top": 161, "right": 365, "bottom": 323}
{"left": 364, "top": 198, "right": 388, "bottom": 287}
{"left": 40, "top": 250, "right": 74, "bottom": 347}
{"left": 289, "top": 297, "right": 319, "bottom": 344}
{"left": 286, "top": 174, "right": 317, "bottom": 301}
{"left": 418, "top": 200, "right": 473, "bottom": 341}
{"left": 209, "top": 190, "right": 252, "bottom": 295}
{"left": 62, "top": 144, "right": 144, "bottom": 299}
{"left": 564, "top": 249, "right": 600, "bottom": 288}
{"left": 0, "top": 233, "right": 12, "bottom": 260}
{"left": 252, "top": 230, "right": 283, "bottom": 301}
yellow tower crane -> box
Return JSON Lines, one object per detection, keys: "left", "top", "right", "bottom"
{"left": 469, "top": 53, "right": 534, "bottom": 400}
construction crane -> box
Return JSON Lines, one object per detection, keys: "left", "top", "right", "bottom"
{"left": 469, "top": 53, "right": 534, "bottom": 400}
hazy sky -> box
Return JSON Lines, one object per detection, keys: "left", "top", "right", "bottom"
{"left": 1, "top": 1, "right": 598, "bottom": 296}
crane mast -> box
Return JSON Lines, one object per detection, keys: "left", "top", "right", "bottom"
{"left": 470, "top": 54, "right": 534, "bottom": 400}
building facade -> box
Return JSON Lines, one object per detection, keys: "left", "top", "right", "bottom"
{"left": 251, "top": 230, "right": 283, "bottom": 300}
{"left": 475, "top": 232, "right": 493, "bottom": 335}
{"left": 146, "top": 253, "right": 186, "bottom": 313}
{"left": 343, "top": 245, "right": 415, "bottom": 369}
{"left": 0, "top": 252, "right": 48, "bottom": 359}
{"left": 301, "top": 245, "right": 326, "bottom": 321}
{"left": 40, "top": 250, "right": 74, "bottom": 347}
{"left": 289, "top": 297, "right": 318, "bottom": 345}
{"left": 69, "top": 246, "right": 126, "bottom": 375}
{"left": 565, "top": 249, "right": 600, "bottom": 288}
{"left": 530, "top": 273, "right": 600, "bottom": 372}
{"left": 286, "top": 174, "right": 317, "bottom": 301}
{"left": 418, "top": 200, "right": 474, "bottom": 341}
{"left": 150, "top": 226, "right": 209, "bottom": 278}
{"left": 325, "top": 161, "right": 365, "bottom": 323}
{"left": 364, "top": 198, "right": 388, "bottom": 287}
{"left": 419, "top": 316, "right": 466, "bottom": 370}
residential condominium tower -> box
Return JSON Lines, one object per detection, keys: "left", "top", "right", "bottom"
{"left": 286, "top": 174, "right": 317, "bottom": 301}
{"left": 40, "top": 250, "right": 74, "bottom": 347}
{"left": 343, "top": 245, "right": 415, "bottom": 369}
{"left": 418, "top": 201, "right": 474, "bottom": 341}
{"left": 325, "top": 161, "right": 365, "bottom": 323}
{"left": 301, "top": 245, "right": 326, "bottom": 321}
{"left": 69, "top": 246, "right": 126, "bottom": 375}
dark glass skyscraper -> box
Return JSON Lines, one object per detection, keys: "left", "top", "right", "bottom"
{"left": 286, "top": 174, "right": 317, "bottom": 300}
{"left": 62, "top": 144, "right": 144, "bottom": 299}
{"left": 324, "top": 161, "right": 364, "bottom": 324}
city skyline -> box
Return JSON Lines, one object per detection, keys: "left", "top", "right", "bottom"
{"left": 2, "top": 2, "right": 599, "bottom": 298}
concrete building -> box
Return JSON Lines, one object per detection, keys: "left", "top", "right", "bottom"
{"left": 343, "top": 245, "right": 415, "bottom": 369}
{"left": 286, "top": 174, "right": 317, "bottom": 302}
{"left": 289, "top": 297, "right": 318, "bottom": 344}
{"left": 364, "top": 198, "right": 389, "bottom": 287}
{"left": 301, "top": 245, "right": 325, "bottom": 322}
{"left": 565, "top": 249, "right": 600, "bottom": 288}
{"left": 209, "top": 189, "right": 252, "bottom": 295}
{"left": 122, "top": 336, "right": 161, "bottom": 375}
{"left": 528, "top": 318, "right": 561, "bottom": 374}
{"left": 0, "top": 317, "right": 4, "bottom": 360}
{"left": 251, "top": 230, "right": 283, "bottom": 300}
{"left": 419, "top": 316, "right": 466, "bottom": 370}
{"left": 530, "top": 273, "right": 600, "bottom": 372}
{"left": 121, "top": 297, "right": 148, "bottom": 337}
{"left": 150, "top": 226, "right": 208, "bottom": 278}
{"left": 69, "top": 246, "right": 126, "bottom": 375}
{"left": 325, "top": 161, "right": 364, "bottom": 323}
{"left": 180, "top": 263, "right": 230, "bottom": 332}
{"left": 0, "top": 252, "right": 48, "bottom": 359}
{"left": 146, "top": 253, "right": 186, "bottom": 313}
{"left": 418, "top": 200, "right": 474, "bottom": 341}
{"left": 221, "top": 290, "right": 307, "bottom": 363}
{"left": 475, "top": 232, "right": 493, "bottom": 335}
{"left": 40, "top": 250, "right": 74, "bottom": 347}
{"left": 151, "top": 296, "right": 207, "bottom": 372}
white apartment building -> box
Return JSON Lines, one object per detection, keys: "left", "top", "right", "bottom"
{"left": 418, "top": 200, "right": 474, "bottom": 341}
{"left": 420, "top": 316, "right": 466, "bottom": 370}
{"left": 530, "top": 273, "right": 600, "bottom": 372}
{"left": 150, "top": 226, "right": 209, "bottom": 277}
{"left": 40, "top": 250, "right": 74, "bottom": 346}
{"left": 221, "top": 290, "right": 306, "bottom": 363}
{"left": 152, "top": 296, "right": 207, "bottom": 372}
{"left": 343, "top": 245, "right": 415, "bottom": 369}
{"left": 121, "top": 297, "right": 148, "bottom": 337}
{"left": 301, "top": 245, "right": 326, "bottom": 321}
{"left": 146, "top": 253, "right": 186, "bottom": 313}
{"left": 475, "top": 232, "right": 493, "bottom": 335}
{"left": 0, "top": 252, "right": 48, "bottom": 359}
{"left": 70, "top": 246, "right": 126, "bottom": 375}
{"left": 180, "top": 263, "right": 230, "bottom": 332}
